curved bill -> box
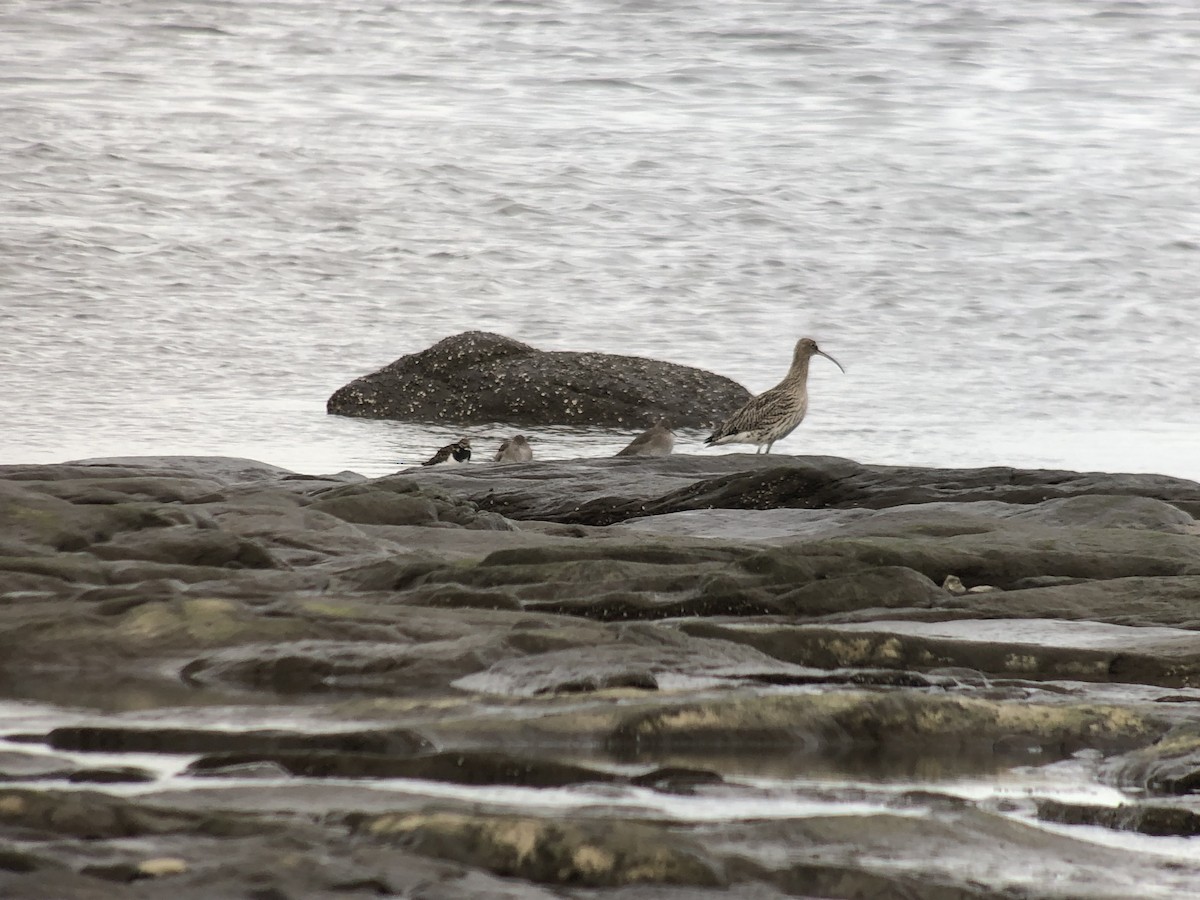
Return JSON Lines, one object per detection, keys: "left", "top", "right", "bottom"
{"left": 816, "top": 349, "right": 846, "bottom": 373}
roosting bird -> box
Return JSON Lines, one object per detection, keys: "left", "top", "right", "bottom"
{"left": 421, "top": 437, "right": 472, "bottom": 466}
{"left": 705, "top": 338, "right": 844, "bottom": 454}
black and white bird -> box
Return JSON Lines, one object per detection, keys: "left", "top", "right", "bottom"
{"left": 615, "top": 419, "right": 675, "bottom": 458}
{"left": 705, "top": 338, "right": 844, "bottom": 454}
{"left": 421, "top": 438, "right": 472, "bottom": 466}
{"left": 494, "top": 435, "right": 533, "bottom": 463}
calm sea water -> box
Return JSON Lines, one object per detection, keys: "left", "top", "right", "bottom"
{"left": 3, "top": 0, "right": 1199, "bottom": 479}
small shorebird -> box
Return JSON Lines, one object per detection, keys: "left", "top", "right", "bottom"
{"left": 705, "top": 337, "right": 844, "bottom": 454}
{"left": 494, "top": 434, "right": 533, "bottom": 463}
{"left": 421, "top": 438, "right": 471, "bottom": 466}
{"left": 615, "top": 419, "right": 675, "bottom": 458}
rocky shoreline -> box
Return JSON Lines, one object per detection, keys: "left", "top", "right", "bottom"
{"left": 2, "top": 453, "right": 1200, "bottom": 898}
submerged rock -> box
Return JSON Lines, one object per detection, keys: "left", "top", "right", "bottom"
{"left": 1038, "top": 798, "right": 1200, "bottom": 836}
{"left": 325, "top": 331, "right": 752, "bottom": 427}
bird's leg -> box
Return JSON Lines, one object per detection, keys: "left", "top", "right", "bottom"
{"left": 765, "top": 442, "right": 773, "bottom": 455}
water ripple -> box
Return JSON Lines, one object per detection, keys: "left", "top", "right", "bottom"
{"left": 0, "top": 0, "right": 1197, "bottom": 478}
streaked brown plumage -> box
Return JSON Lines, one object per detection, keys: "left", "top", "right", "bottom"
{"left": 615, "top": 418, "right": 675, "bottom": 458}
{"left": 494, "top": 434, "right": 533, "bottom": 463}
{"left": 705, "top": 338, "right": 844, "bottom": 454}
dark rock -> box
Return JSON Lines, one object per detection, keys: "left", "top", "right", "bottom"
{"left": 622, "top": 460, "right": 873, "bottom": 523}
{"left": 246, "top": 890, "right": 291, "bottom": 900}
{"left": 188, "top": 751, "right": 622, "bottom": 787}
{"left": 408, "top": 543, "right": 761, "bottom": 621}
{"left": 1008, "top": 575, "right": 1092, "bottom": 589}
{"left": 44, "top": 726, "right": 432, "bottom": 756}
{"left": 326, "top": 331, "right": 752, "bottom": 428}
{"left": 60, "top": 456, "right": 297, "bottom": 483}
{"left": 1108, "top": 724, "right": 1200, "bottom": 794}
{"left": 79, "top": 862, "right": 144, "bottom": 883}
{"left": 0, "top": 750, "right": 78, "bottom": 780}
{"left": 5, "top": 454, "right": 1200, "bottom": 898}
{"left": 681, "top": 619, "right": 1200, "bottom": 688}
{"left": 0, "top": 846, "right": 51, "bottom": 874}
{"left": 0, "top": 555, "right": 111, "bottom": 592}
{"left": 0, "top": 481, "right": 170, "bottom": 553}
{"left": 67, "top": 766, "right": 157, "bottom": 784}
{"left": 0, "top": 788, "right": 220, "bottom": 839}
{"left": 405, "top": 454, "right": 1200, "bottom": 526}
{"left": 1037, "top": 799, "right": 1200, "bottom": 836}
{"left": 951, "top": 576, "right": 1200, "bottom": 630}
{"left": 454, "top": 632, "right": 818, "bottom": 697}
{"left": 750, "top": 530, "right": 1198, "bottom": 592}
{"left": 544, "top": 670, "right": 659, "bottom": 694}
{"left": 326, "top": 876, "right": 393, "bottom": 895}
{"left": 773, "top": 565, "right": 948, "bottom": 616}
{"left": 181, "top": 637, "right": 507, "bottom": 694}
{"left": 309, "top": 488, "right": 440, "bottom": 526}
{"left": 746, "top": 859, "right": 1001, "bottom": 900}
{"left": 82, "top": 579, "right": 187, "bottom": 609}
{"left": 744, "top": 669, "right": 935, "bottom": 689}
{"left": 400, "top": 584, "right": 524, "bottom": 612}
{"left": 1008, "top": 494, "right": 1196, "bottom": 531}
{"left": 629, "top": 766, "right": 725, "bottom": 794}
{"left": 189, "top": 760, "right": 293, "bottom": 779}
{"left": 479, "top": 543, "right": 747, "bottom": 568}
{"left": 308, "top": 477, "right": 515, "bottom": 531}
{"left": 90, "top": 525, "right": 276, "bottom": 569}
{"left": 20, "top": 475, "right": 225, "bottom": 506}
{"left": 527, "top": 590, "right": 784, "bottom": 621}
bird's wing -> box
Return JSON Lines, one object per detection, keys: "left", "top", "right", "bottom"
{"left": 615, "top": 431, "right": 652, "bottom": 456}
{"left": 422, "top": 445, "right": 451, "bottom": 466}
{"left": 707, "top": 390, "right": 783, "bottom": 440}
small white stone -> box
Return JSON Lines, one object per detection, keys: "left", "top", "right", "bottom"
{"left": 137, "top": 857, "right": 189, "bottom": 878}
{"left": 942, "top": 575, "right": 966, "bottom": 595}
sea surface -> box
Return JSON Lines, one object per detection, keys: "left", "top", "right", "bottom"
{"left": 3, "top": 0, "right": 1199, "bottom": 478}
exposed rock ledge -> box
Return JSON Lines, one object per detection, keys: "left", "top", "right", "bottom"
{"left": 2, "top": 454, "right": 1200, "bottom": 899}
{"left": 325, "top": 330, "right": 752, "bottom": 427}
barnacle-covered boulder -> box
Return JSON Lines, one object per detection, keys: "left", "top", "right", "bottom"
{"left": 326, "top": 331, "right": 751, "bottom": 428}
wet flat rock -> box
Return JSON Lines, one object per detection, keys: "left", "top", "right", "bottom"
{"left": 326, "top": 331, "right": 753, "bottom": 427}
{"left": 3, "top": 454, "right": 1200, "bottom": 898}
{"left": 681, "top": 618, "right": 1200, "bottom": 688}
{"left": 405, "top": 452, "right": 1200, "bottom": 525}
{"left": 6, "top": 773, "right": 1198, "bottom": 899}
{"left": 1038, "top": 797, "right": 1200, "bottom": 836}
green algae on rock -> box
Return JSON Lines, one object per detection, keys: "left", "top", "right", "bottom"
{"left": 606, "top": 690, "right": 1165, "bottom": 754}
{"left": 351, "top": 810, "right": 722, "bottom": 888}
